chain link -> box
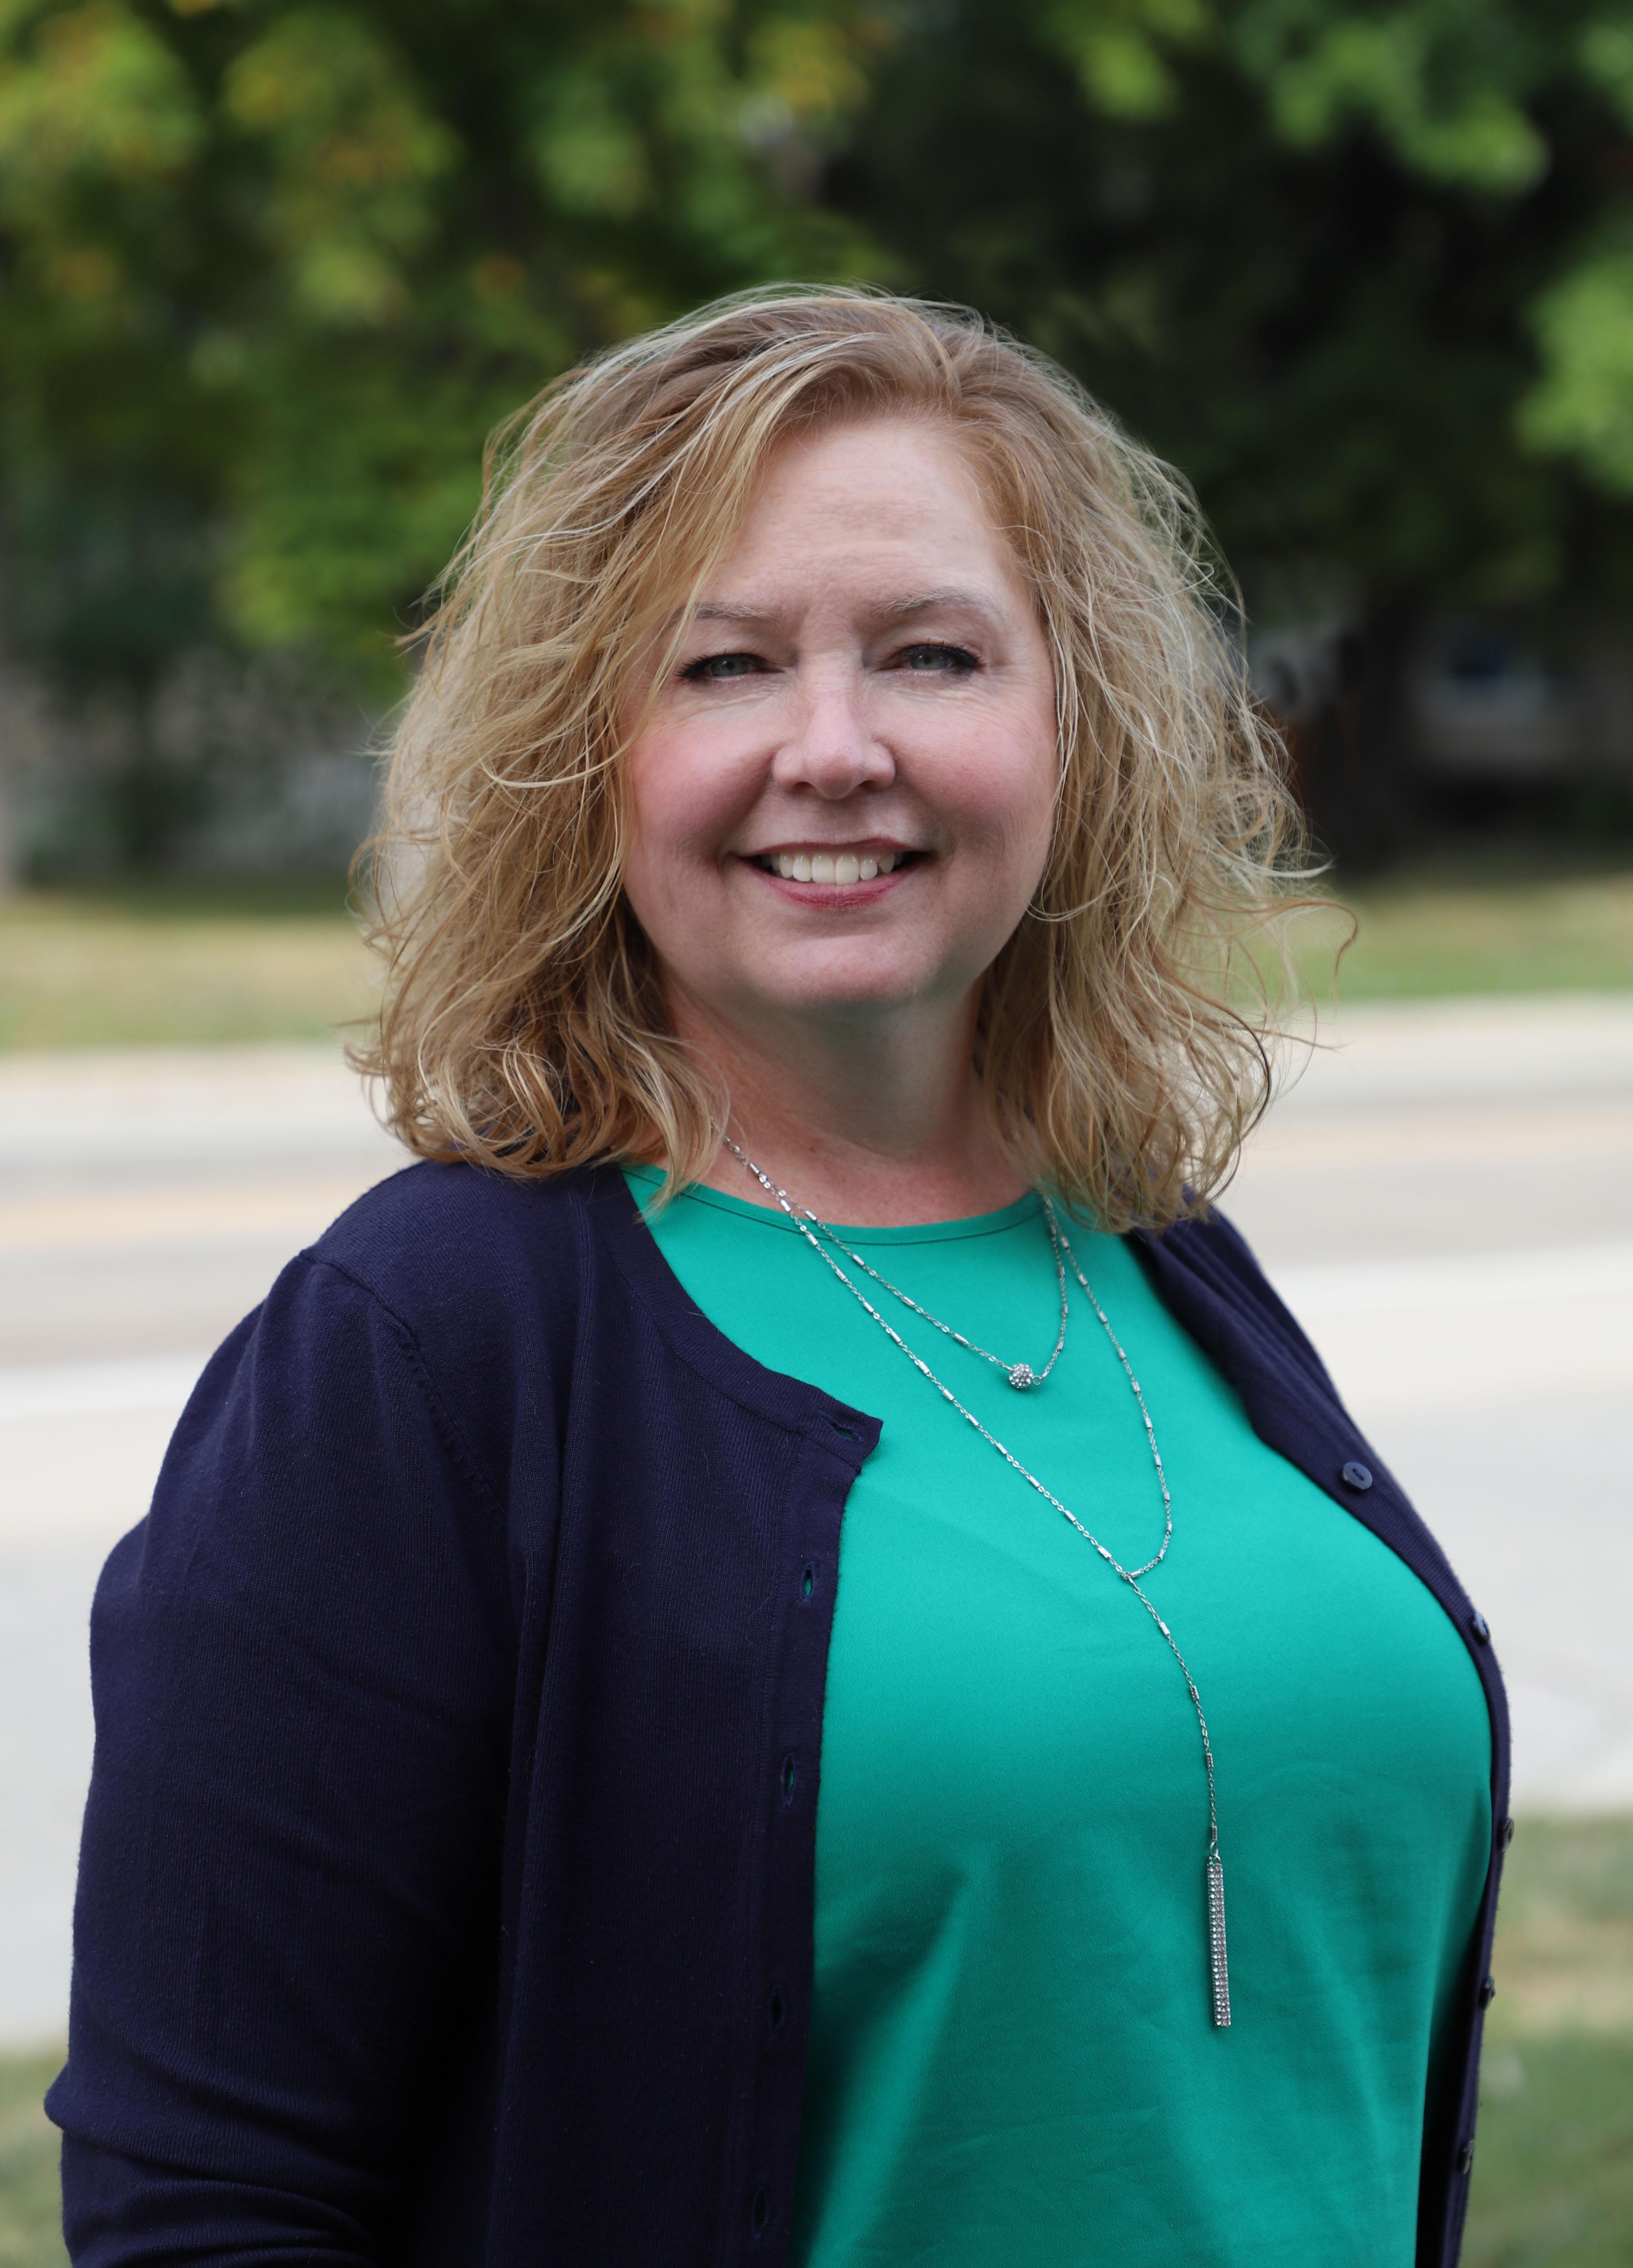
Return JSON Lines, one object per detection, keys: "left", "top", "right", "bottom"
{"left": 806, "top": 1205, "right": 1068, "bottom": 1391}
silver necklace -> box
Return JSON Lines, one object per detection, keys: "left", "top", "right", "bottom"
{"left": 806, "top": 1194, "right": 1069, "bottom": 1391}
{"left": 723, "top": 1138, "right": 1231, "bottom": 2028}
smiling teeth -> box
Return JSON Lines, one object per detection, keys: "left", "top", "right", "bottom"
{"left": 774, "top": 851, "right": 897, "bottom": 883}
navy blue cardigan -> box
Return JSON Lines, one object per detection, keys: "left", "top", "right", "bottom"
{"left": 49, "top": 1161, "right": 1511, "bottom": 2267}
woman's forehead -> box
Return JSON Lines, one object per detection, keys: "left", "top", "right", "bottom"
{"left": 697, "top": 416, "right": 1030, "bottom": 600}
{"left": 742, "top": 411, "right": 991, "bottom": 520}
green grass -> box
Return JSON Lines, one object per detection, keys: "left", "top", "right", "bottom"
{"left": 0, "top": 2050, "right": 65, "bottom": 2268}
{"left": 1293, "top": 858, "right": 1633, "bottom": 1001}
{"left": 1461, "top": 1816, "right": 1633, "bottom": 2268}
{"left": 0, "top": 880, "right": 374, "bottom": 1049}
{"left": 2, "top": 852, "right": 1632, "bottom": 1052}
{"left": 1465, "top": 2035, "right": 1633, "bottom": 2267}
{"left": 3, "top": 1819, "right": 1628, "bottom": 2261}
{"left": 1478, "top": 1814, "right": 1633, "bottom": 2042}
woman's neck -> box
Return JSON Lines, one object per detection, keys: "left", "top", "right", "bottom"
{"left": 668, "top": 983, "right": 1028, "bottom": 1227}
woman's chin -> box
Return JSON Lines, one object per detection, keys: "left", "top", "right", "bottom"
{"left": 730, "top": 969, "right": 957, "bottom": 1028}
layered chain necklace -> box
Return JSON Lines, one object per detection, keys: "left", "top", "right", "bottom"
{"left": 723, "top": 1137, "right": 1232, "bottom": 2029}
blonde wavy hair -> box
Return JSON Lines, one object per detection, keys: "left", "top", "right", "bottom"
{"left": 358, "top": 286, "right": 1308, "bottom": 1229}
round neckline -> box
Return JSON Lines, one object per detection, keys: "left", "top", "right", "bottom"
{"left": 622, "top": 1164, "right": 1048, "bottom": 1247}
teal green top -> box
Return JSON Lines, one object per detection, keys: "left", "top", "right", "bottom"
{"left": 628, "top": 1172, "right": 1491, "bottom": 2267}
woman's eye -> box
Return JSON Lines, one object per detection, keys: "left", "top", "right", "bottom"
{"left": 682, "top": 651, "right": 764, "bottom": 682}
{"left": 895, "top": 643, "right": 979, "bottom": 675}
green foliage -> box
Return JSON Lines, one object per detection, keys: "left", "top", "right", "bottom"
{"left": 8, "top": 0, "right": 1633, "bottom": 860}
{"left": 827, "top": 0, "right": 1633, "bottom": 622}
{"left": 220, "top": 9, "right": 458, "bottom": 326}
{"left": 1226, "top": 0, "right": 1554, "bottom": 191}
{"left": 0, "top": 4, "right": 203, "bottom": 218}
{"left": 0, "top": 0, "right": 886, "bottom": 703}
{"left": 1523, "top": 243, "right": 1633, "bottom": 491}
{"left": 1041, "top": 0, "right": 1211, "bottom": 121}
{"left": 1036, "top": 0, "right": 1565, "bottom": 185}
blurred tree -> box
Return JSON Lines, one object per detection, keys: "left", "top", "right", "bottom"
{"left": 7, "top": 0, "right": 1633, "bottom": 867}
{"left": 827, "top": 0, "right": 1633, "bottom": 854}
{"left": 0, "top": 0, "right": 884, "bottom": 768}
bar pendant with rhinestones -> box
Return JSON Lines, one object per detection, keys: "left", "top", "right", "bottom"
{"left": 1208, "top": 1855, "right": 1232, "bottom": 2027}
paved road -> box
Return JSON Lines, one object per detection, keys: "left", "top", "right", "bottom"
{"left": 2, "top": 999, "right": 1631, "bottom": 2043}
{"left": 1227, "top": 997, "right": 1633, "bottom": 1834}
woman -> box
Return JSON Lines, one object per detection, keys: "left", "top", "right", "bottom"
{"left": 50, "top": 290, "right": 1508, "bottom": 2268}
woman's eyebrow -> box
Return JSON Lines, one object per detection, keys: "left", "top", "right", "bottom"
{"left": 872, "top": 586, "right": 1002, "bottom": 625}
{"left": 690, "top": 600, "right": 780, "bottom": 627}
{"left": 687, "top": 588, "right": 1002, "bottom": 630}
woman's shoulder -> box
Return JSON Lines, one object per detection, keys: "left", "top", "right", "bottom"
{"left": 177, "top": 1163, "right": 632, "bottom": 1523}
{"left": 1130, "top": 1202, "right": 1342, "bottom": 1406}
{"left": 294, "top": 1158, "right": 608, "bottom": 1378}
{"left": 315, "top": 1154, "right": 587, "bottom": 1271}
{"left": 1134, "top": 1201, "right": 1286, "bottom": 1317}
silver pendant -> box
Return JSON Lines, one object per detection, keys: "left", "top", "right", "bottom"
{"left": 1007, "top": 1362, "right": 1037, "bottom": 1390}
{"left": 1208, "top": 1854, "right": 1232, "bottom": 2027}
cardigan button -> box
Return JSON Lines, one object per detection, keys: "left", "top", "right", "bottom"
{"left": 1470, "top": 1611, "right": 1491, "bottom": 1644}
{"left": 1456, "top": 2140, "right": 1475, "bottom": 2177}
{"left": 751, "top": 2186, "right": 771, "bottom": 2239}
{"left": 1340, "top": 1460, "right": 1373, "bottom": 1491}
{"left": 1479, "top": 1974, "right": 1496, "bottom": 2008}
{"left": 1498, "top": 1817, "right": 1516, "bottom": 1850}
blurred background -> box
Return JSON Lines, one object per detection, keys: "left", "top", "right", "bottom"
{"left": 1, "top": 0, "right": 1631, "bottom": 2259}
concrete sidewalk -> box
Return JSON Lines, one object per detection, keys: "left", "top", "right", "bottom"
{"left": 2, "top": 998, "right": 1631, "bottom": 2043}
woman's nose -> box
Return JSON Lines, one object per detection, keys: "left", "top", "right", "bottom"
{"left": 770, "top": 668, "right": 895, "bottom": 799}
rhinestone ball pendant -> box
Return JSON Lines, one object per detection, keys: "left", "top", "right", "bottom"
{"left": 1008, "top": 1362, "right": 1037, "bottom": 1390}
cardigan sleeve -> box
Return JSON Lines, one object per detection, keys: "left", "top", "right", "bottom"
{"left": 47, "top": 1251, "right": 520, "bottom": 2264}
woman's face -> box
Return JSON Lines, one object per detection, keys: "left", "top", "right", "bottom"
{"left": 619, "top": 415, "right": 1059, "bottom": 1043}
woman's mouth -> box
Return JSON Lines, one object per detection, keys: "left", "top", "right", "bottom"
{"left": 754, "top": 849, "right": 911, "bottom": 887}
